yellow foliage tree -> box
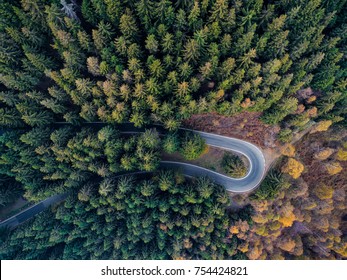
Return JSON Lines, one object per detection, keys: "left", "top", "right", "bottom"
{"left": 333, "top": 242, "right": 347, "bottom": 258}
{"left": 336, "top": 148, "right": 347, "bottom": 161}
{"left": 238, "top": 242, "right": 249, "bottom": 253}
{"left": 237, "top": 220, "right": 250, "bottom": 232}
{"left": 278, "top": 238, "right": 296, "bottom": 252}
{"left": 215, "top": 89, "right": 225, "bottom": 100}
{"left": 252, "top": 214, "right": 269, "bottom": 224}
{"left": 310, "top": 120, "right": 332, "bottom": 134}
{"left": 229, "top": 226, "right": 239, "bottom": 234}
{"left": 302, "top": 200, "right": 317, "bottom": 210}
{"left": 313, "top": 184, "right": 334, "bottom": 200}
{"left": 255, "top": 225, "right": 269, "bottom": 236}
{"left": 270, "top": 253, "right": 285, "bottom": 260}
{"left": 307, "top": 106, "right": 317, "bottom": 117}
{"left": 247, "top": 245, "right": 263, "bottom": 260}
{"left": 183, "top": 238, "right": 193, "bottom": 249}
{"left": 281, "top": 158, "right": 305, "bottom": 179}
{"left": 269, "top": 221, "right": 282, "bottom": 231}
{"left": 306, "top": 95, "right": 317, "bottom": 103}
{"left": 314, "top": 148, "right": 335, "bottom": 160}
{"left": 278, "top": 212, "right": 296, "bottom": 227}
{"left": 325, "top": 161, "right": 343, "bottom": 175}
{"left": 281, "top": 144, "right": 296, "bottom": 157}
{"left": 250, "top": 200, "right": 269, "bottom": 212}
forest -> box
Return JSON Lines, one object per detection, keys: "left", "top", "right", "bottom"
{"left": 0, "top": 0, "right": 346, "bottom": 260}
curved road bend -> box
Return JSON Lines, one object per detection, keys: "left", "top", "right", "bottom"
{"left": 100, "top": 122, "right": 266, "bottom": 193}
{"left": 161, "top": 129, "right": 266, "bottom": 193}
{"left": 0, "top": 123, "right": 266, "bottom": 229}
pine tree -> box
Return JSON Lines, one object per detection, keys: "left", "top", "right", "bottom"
{"left": 135, "top": 0, "right": 154, "bottom": 31}
{"left": 119, "top": 9, "right": 138, "bottom": 39}
{"left": 145, "top": 34, "right": 159, "bottom": 54}
{"left": 21, "top": 110, "right": 53, "bottom": 127}
{"left": 0, "top": 108, "right": 23, "bottom": 127}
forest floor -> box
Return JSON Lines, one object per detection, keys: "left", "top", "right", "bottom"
{"left": 183, "top": 112, "right": 280, "bottom": 149}
{"left": 162, "top": 146, "right": 249, "bottom": 178}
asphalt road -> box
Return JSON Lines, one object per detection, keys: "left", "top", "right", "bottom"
{"left": 161, "top": 128, "right": 266, "bottom": 193}
{"left": 0, "top": 123, "right": 266, "bottom": 229}
{"left": 0, "top": 193, "right": 68, "bottom": 229}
